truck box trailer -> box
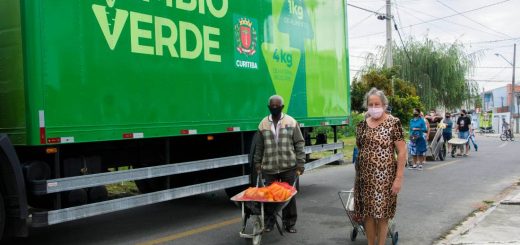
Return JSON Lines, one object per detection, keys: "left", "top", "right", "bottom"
{"left": 0, "top": 0, "right": 350, "bottom": 239}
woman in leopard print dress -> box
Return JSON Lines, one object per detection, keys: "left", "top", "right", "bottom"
{"left": 354, "top": 88, "right": 407, "bottom": 245}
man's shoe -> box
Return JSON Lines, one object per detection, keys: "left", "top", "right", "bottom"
{"left": 284, "top": 226, "right": 297, "bottom": 233}
{"left": 264, "top": 226, "right": 273, "bottom": 233}
{"left": 417, "top": 165, "right": 423, "bottom": 171}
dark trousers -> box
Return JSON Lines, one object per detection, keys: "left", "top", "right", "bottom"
{"left": 263, "top": 169, "right": 298, "bottom": 228}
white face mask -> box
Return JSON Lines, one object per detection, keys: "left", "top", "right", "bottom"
{"left": 368, "top": 107, "right": 384, "bottom": 119}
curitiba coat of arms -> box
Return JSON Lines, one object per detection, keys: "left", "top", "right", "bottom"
{"left": 235, "top": 17, "right": 257, "bottom": 56}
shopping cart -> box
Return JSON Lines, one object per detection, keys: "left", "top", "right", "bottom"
{"left": 338, "top": 189, "right": 399, "bottom": 245}
{"left": 230, "top": 175, "right": 298, "bottom": 245}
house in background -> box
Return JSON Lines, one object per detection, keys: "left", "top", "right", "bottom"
{"left": 482, "top": 84, "right": 520, "bottom": 133}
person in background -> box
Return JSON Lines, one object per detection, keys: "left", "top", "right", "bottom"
{"left": 420, "top": 112, "right": 430, "bottom": 142}
{"left": 355, "top": 88, "right": 406, "bottom": 245}
{"left": 454, "top": 109, "right": 472, "bottom": 156}
{"left": 409, "top": 108, "right": 428, "bottom": 170}
{"left": 502, "top": 118, "right": 511, "bottom": 137}
{"left": 442, "top": 113, "right": 454, "bottom": 154}
{"left": 386, "top": 105, "right": 393, "bottom": 115}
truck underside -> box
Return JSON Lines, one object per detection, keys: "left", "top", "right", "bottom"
{"left": 0, "top": 127, "right": 344, "bottom": 237}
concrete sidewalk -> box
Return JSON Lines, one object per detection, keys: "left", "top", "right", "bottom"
{"left": 436, "top": 185, "right": 520, "bottom": 245}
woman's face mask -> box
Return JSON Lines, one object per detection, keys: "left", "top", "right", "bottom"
{"left": 368, "top": 107, "right": 384, "bottom": 119}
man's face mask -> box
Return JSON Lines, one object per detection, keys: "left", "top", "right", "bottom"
{"left": 268, "top": 106, "right": 283, "bottom": 117}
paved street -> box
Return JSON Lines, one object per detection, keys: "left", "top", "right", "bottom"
{"left": 14, "top": 135, "right": 520, "bottom": 245}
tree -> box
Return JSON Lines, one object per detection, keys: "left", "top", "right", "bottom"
{"left": 350, "top": 67, "right": 423, "bottom": 126}
{"left": 391, "top": 38, "right": 479, "bottom": 110}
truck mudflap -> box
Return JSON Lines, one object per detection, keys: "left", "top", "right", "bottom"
{"left": 0, "top": 134, "right": 29, "bottom": 237}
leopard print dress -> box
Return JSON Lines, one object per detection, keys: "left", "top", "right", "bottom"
{"left": 354, "top": 116, "right": 404, "bottom": 219}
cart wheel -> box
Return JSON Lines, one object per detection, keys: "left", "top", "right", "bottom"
{"left": 438, "top": 143, "right": 446, "bottom": 161}
{"left": 350, "top": 227, "right": 358, "bottom": 241}
{"left": 251, "top": 215, "right": 262, "bottom": 245}
{"left": 392, "top": 231, "right": 399, "bottom": 245}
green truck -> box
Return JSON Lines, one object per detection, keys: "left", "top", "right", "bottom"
{"left": 0, "top": 0, "right": 350, "bottom": 239}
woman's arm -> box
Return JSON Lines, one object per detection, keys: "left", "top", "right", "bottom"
{"left": 392, "top": 140, "right": 406, "bottom": 195}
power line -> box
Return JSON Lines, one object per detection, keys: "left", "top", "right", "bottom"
{"left": 346, "top": 3, "right": 385, "bottom": 16}
{"left": 397, "top": 4, "right": 509, "bottom": 41}
{"left": 350, "top": 0, "right": 514, "bottom": 41}
{"left": 393, "top": 19, "right": 412, "bottom": 64}
{"left": 464, "top": 37, "right": 520, "bottom": 45}
{"left": 403, "top": 0, "right": 512, "bottom": 29}
{"left": 351, "top": 31, "right": 385, "bottom": 39}
{"left": 474, "top": 66, "right": 520, "bottom": 69}
{"left": 350, "top": 6, "right": 386, "bottom": 30}
{"left": 436, "top": 0, "right": 513, "bottom": 39}
{"left": 469, "top": 79, "right": 510, "bottom": 83}
{"left": 393, "top": 1, "right": 406, "bottom": 36}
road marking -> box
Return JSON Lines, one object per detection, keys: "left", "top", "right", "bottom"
{"left": 498, "top": 142, "right": 508, "bottom": 148}
{"left": 427, "top": 160, "right": 460, "bottom": 170}
{"left": 137, "top": 217, "right": 241, "bottom": 245}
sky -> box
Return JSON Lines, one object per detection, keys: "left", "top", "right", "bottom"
{"left": 346, "top": 0, "right": 520, "bottom": 92}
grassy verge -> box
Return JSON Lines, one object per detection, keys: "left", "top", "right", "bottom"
{"left": 310, "top": 136, "right": 356, "bottom": 163}
{"left": 105, "top": 166, "right": 140, "bottom": 199}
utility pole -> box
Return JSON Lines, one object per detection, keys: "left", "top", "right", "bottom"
{"left": 385, "top": 0, "right": 392, "bottom": 68}
{"left": 512, "top": 43, "right": 517, "bottom": 133}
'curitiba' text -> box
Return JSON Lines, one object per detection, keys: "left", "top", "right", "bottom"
{"left": 92, "top": 0, "right": 228, "bottom": 63}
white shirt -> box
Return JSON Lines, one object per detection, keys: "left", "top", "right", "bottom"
{"left": 268, "top": 113, "right": 285, "bottom": 143}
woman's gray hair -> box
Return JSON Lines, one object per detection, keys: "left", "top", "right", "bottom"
{"left": 363, "top": 87, "right": 388, "bottom": 108}
{"left": 268, "top": 95, "right": 284, "bottom": 105}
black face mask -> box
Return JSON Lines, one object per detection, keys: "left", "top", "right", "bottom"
{"left": 460, "top": 114, "right": 465, "bottom": 117}
{"left": 413, "top": 112, "right": 419, "bottom": 117}
{"left": 268, "top": 106, "right": 283, "bottom": 117}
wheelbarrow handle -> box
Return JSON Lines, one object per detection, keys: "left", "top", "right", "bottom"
{"left": 255, "top": 172, "right": 265, "bottom": 187}
{"left": 292, "top": 174, "right": 300, "bottom": 188}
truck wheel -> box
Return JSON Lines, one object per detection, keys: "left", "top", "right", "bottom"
{"left": 133, "top": 162, "right": 168, "bottom": 193}
{"left": 0, "top": 191, "right": 5, "bottom": 241}
{"left": 64, "top": 189, "right": 88, "bottom": 207}
{"left": 135, "top": 177, "right": 168, "bottom": 194}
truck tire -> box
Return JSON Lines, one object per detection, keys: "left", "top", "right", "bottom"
{"left": 135, "top": 177, "right": 168, "bottom": 194}
{"left": 88, "top": 186, "right": 108, "bottom": 203}
{"left": 0, "top": 191, "right": 5, "bottom": 241}
{"left": 64, "top": 189, "right": 88, "bottom": 207}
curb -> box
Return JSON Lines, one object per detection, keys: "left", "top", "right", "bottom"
{"left": 434, "top": 183, "right": 520, "bottom": 245}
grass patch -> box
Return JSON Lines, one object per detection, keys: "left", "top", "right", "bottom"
{"left": 105, "top": 166, "right": 140, "bottom": 199}
{"left": 309, "top": 136, "right": 356, "bottom": 163}
{"left": 106, "top": 181, "right": 139, "bottom": 199}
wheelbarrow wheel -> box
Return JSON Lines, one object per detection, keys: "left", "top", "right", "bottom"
{"left": 438, "top": 143, "right": 446, "bottom": 161}
{"left": 251, "top": 215, "right": 262, "bottom": 245}
{"left": 392, "top": 231, "right": 399, "bottom": 245}
{"left": 350, "top": 227, "right": 358, "bottom": 241}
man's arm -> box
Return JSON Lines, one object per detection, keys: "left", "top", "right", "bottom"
{"left": 253, "top": 131, "right": 264, "bottom": 172}
{"left": 293, "top": 124, "right": 306, "bottom": 174}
